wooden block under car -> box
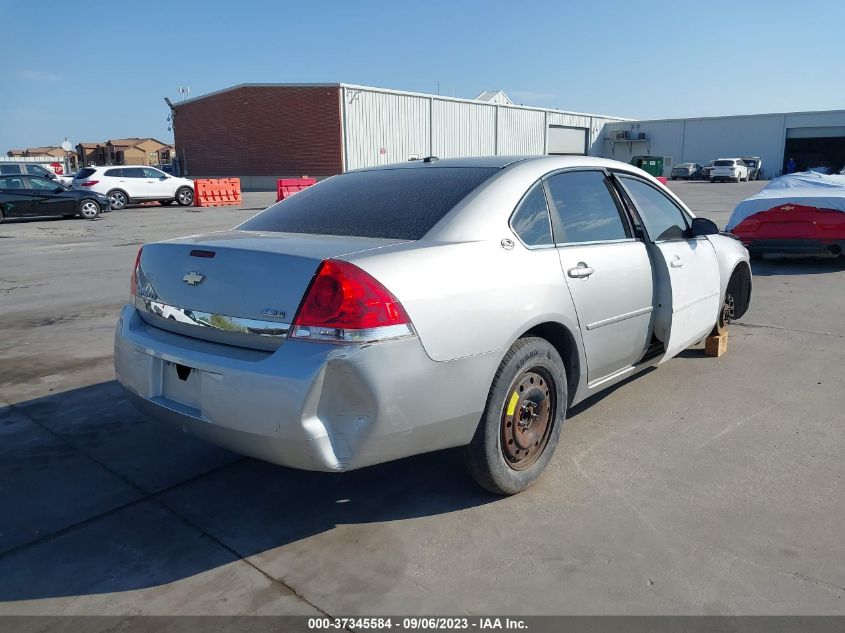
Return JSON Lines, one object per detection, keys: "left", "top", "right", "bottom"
{"left": 705, "top": 331, "right": 728, "bottom": 357}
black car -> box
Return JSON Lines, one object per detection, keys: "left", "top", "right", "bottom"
{"left": 0, "top": 174, "right": 109, "bottom": 222}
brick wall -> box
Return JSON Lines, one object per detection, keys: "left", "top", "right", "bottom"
{"left": 174, "top": 85, "right": 343, "bottom": 178}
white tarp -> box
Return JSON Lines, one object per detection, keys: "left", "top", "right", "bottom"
{"left": 726, "top": 172, "right": 845, "bottom": 229}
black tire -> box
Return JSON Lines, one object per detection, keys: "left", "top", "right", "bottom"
{"left": 79, "top": 199, "right": 101, "bottom": 220}
{"left": 107, "top": 189, "right": 128, "bottom": 210}
{"left": 465, "top": 337, "right": 567, "bottom": 495}
{"left": 175, "top": 186, "right": 194, "bottom": 206}
{"left": 160, "top": 200, "right": 175, "bottom": 206}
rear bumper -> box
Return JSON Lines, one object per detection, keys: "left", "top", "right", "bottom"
{"left": 114, "top": 305, "right": 496, "bottom": 471}
{"left": 742, "top": 239, "right": 845, "bottom": 256}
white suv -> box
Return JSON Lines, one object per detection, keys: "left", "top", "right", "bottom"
{"left": 710, "top": 158, "right": 749, "bottom": 183}
{"left": 72, "top": 165, "right": 194, "bottom": 209}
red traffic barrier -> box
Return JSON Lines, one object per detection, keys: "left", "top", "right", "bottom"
{"left": 194, "top": 178, "right": 242, "bottom": 207}
{"left": 276, "top": 177, "right": 316, "bottom": 202}
{"left": 656, "top": 176, "right": 668, "bottom": 185}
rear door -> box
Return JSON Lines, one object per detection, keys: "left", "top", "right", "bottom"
{"left": 545, "top": 169, "right": 655, "bottom": 385}
{"left": 0, "top": 175, "right": 31, "bottom": 216}
{"left": 615, "top": 174, "right": 720, "bottom": 362}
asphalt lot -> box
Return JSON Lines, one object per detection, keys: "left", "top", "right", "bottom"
{"left": 1, "top": 180, "right": 844, "bottom": 615}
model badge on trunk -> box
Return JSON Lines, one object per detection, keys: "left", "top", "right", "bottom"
{"left": 260, "top": 308, "right": 287, "bottom": 319}
{"left": 182, "top": 271, "right": 206, "bottom": 286}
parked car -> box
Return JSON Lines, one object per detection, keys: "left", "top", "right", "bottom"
{"left": 711, "top": 158, "right": 750, "bottom": 183}
{"left": 671, "top": 162, "right": 703, "bottom": 180}
{"left": 0, "top": 161, "right": 72, "bottom": 185}
{"left": 72, "top": 165, "right": 194, "bottom": 210}
{"left": 728, "top": 172, "right": 845, "bottom": 258}
{"left": 115, "top": 156, "right": 752, "bottom": 495}
{"left": 0, "top": 174, "right": 109, "bottom": 221}
{"left": 741, "top": 157, "right": 763, "bottom": 180}
{"left": 700, "top": 160, "right": 716, "bottom": 180}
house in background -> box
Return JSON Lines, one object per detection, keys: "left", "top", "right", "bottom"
{"left": 74, "top": 138, "right": 175, "bottom": 167}
{"left": 5, "top": 146, "right": 78, "bottom": 170}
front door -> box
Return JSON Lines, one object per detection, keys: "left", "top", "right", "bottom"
{"left": 26, "top": 176, "right": 74, "bottom": 217}
{"left": 615, "top": 175, "right": 721, "bottom": 362}
{"left": 545, "top": 170, "right": 655, "bottom": 385}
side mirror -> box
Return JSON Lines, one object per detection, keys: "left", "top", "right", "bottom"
{"left": 690, "top": 217, "right": 719, "bottom": 237}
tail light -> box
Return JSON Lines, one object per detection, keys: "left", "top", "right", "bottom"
{"left": 291, "top": 259, "right": 413, "bottom": 343}
{"left": 80, "top": 180, "right": 99, "bottom": 186}
{"left": 130, "top": 246, "right": 143, "bottom": 297}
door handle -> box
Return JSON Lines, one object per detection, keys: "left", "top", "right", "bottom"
{"left": 670, "top": 256, "right": 684, "bottom": 268}
{"left": 567, "top": 263, "right": 594, "bottom": 278}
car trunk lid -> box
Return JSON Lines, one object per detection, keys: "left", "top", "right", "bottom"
{"left": 134, "top": 230, "right": 407, "bottom": 350}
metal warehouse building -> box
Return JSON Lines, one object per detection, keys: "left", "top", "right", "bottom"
{"left": 601, "top": 110, "right": 845, "bottom": 179}
{"left": 170, "top": 83, "right": 628, "bottom": 188}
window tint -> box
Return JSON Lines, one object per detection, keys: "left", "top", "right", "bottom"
{"left": 240, "top": 167, "right": 499, "bottom": 240}
{"left": 143, "top": 167, "right": 164, "bottom": 178}
{"left": 28, "top": 177, "right": 58, "bottom": 191}
{"left": 510, "top": 183, "right": 553, "bottom": 246}
{"left": 26, "top": 164, "right": 52, "bottom": 176}
{"left": 75, "top": 168, "right": 96, "bottom": 179}
{"left": 105, "top": 168, "right": 123, "bottom": 177}
{"left": 545, "top": 170, "right": 628, "bottom": 244}
{"left": 0, "top": 164, "right": 22, "bottom": 175}
{"left": 714, "top": 160, "right": 734, "bottom": 167}
{"left": 619, "top": 176, "right": 690, "bottom": 242}
{"left": 124, "top": 168, "right": 147, "bottom": 178}
{"left": 0, "top": 176, "right": 25, "bottom": 189}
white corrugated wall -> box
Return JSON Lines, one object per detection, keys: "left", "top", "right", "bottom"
{"left": 342, "top": 85, "right": 627, "bottom": 170}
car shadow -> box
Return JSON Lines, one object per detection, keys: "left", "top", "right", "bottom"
{"left": 0, "top": 380, "right": 498, "bottom": 602}
{"left": 751, "top": 256, "right": 845, "bottom": 276}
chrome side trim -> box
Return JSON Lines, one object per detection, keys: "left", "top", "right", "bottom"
{"left": 585, "top": 306, "right": 653, "bottom": 331}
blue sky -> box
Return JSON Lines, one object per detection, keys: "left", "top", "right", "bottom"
{"left": 2, "top": 0, "right": 843, "bottom": 150}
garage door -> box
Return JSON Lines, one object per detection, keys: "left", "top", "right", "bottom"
{"left": 547, "top": 126, "right": 587, "bottom": 155}
{"left": 784, "top": 126, "right": 845, "bottom": 174}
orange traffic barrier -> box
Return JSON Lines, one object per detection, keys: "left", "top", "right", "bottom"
{"left": 276, "top": 177, "right": 316, "bottom": 202}
{"left": 656, "top": 176, "right": 668, "bottom": 185}
{"left": 194, "top": 178, "right": 242, "bottom": 207}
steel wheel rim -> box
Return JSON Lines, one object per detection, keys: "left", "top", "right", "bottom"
{"left": 80, "top": 201, "right": 99, "bottom": 218}
{"left": 501, "top": 367, "right": 556, "bottom": 471}
{"left": 110, "top": 192, "right": 126, "bottom": 208}
{"left": 178, "top": 189, "right": 192, "bottom": 204}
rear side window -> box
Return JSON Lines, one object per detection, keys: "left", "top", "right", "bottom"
{"left": 105, "top": 168, "right": 123, "bottom": 177}
{"left": 510, "top": 183, "right": 553, "bottom": 246}
{"left": 76, "top": 168, "right": 96, "bottom": 179}
{"left": 0, "top": 165, "right": 22, "bottom": 175}
{"left": 240, "top": 167, "right": 499, "bottom": 240}
{"left": 545, "top": 170, "right": 629, "bottom": 244}
{"left": 124, "top": 168, "right": 147, "bottom": 178}
{"left": 0, "top": 176, "right": 25, "bottom": 188}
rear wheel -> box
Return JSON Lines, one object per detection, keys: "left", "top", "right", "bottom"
{"left": 176, "top": 186, "right": 194, "bottom": 206}
{"left": 465, "top": 337, "right": 567, "bottom": 495}
{"left": 108, "top": 189, "right": 128, "bottom": 210}
{"left": 79, "top": 199, "right": 101, "bottom": 220}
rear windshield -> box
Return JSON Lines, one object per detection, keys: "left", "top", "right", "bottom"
{"left": 240, "top": 167, "right": 500, "bottom": 240}
{"left": 714, "top": 160, "right": 735, "bottom": 167}
{"left": 75, "top": 168, "right": 96, "bottom": 179}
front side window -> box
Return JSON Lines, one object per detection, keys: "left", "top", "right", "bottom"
{"left": 618, "top": 176, "right": 690, "bottom": 242}
{"left": 26, "top": 164, "right": 52, "bottom": 177}
{"left": 143, "top": 167, "right": 164, "bottom": 178}
{"left": 545, "top": 170, "right": 628, "bottom": 244}
{"left": 510, "top": 183, "right": 553, "bottom": 246}
{"left": 28, "top": 177, "right": 58, "bottom": 191}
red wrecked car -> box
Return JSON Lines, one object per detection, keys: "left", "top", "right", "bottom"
{"left": 728, "top": 172, "right": 845, "bottom": 258}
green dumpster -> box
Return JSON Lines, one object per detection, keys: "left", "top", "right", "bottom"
{"left": 630, "top": 156, "right": 664, "bottom": 177}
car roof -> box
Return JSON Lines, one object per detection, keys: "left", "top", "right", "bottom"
{"left": 350, "top": 154, "right": 643, "bottom": 174}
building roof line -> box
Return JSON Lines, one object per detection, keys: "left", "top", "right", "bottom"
{"left": 607, "top": 108, "right": 845, "bottom": 125}
{"left": 170, "top": 81, "right": 632, "bottom": 121}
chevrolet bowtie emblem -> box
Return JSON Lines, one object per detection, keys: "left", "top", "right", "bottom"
{"left": 781, "top": 205, "right": 794, "bottom": 211}
{"left": 182, "top": 271, "right": 206, "bottom": 286}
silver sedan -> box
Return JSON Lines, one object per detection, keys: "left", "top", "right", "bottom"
{"left": 114, "top": 156, "right": 752, "bottom": 494}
